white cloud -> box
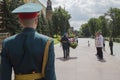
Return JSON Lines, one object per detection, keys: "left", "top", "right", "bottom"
{"left": 40, "top": 0, "right": 120, "bottom": 30}
{"left": 70, "top": 21, "right": 87, "bottom": 30}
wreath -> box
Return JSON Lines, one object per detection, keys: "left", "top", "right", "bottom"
{"left": 70, "top": 42, "right": 78, "bottom": 49}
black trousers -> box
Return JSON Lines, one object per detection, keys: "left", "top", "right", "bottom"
{"left": 96, "top": 47, "right": 98, "bottom": 56}
{"left": 97, "top": 47, "right": 103, "bottom": 59}
{"left": 110, "top": 46, "right": 113, "bottom": 55}
{"left": 67, "top": 47, "right": 70, "bottom": 57}
{"left": 63, "top": 47, "right": 69, "bottom": 58}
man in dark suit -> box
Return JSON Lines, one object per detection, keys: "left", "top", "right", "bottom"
{"left": 109, "top": 38, "right": 113, "bottom": 55}
{"left": 61, "top": 33, "right": 70, "bottom": 59}
{"left": 1, "top": 3, "right": 56, "bottom": 80}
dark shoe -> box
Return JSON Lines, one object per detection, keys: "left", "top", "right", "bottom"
{"left": 111, "top": 54, "right": 114, "bottom": 56}
{"left": 98, "top": 57, "right": 103, "bottom": 60}
{"left": 96, "top": 54, "right": 98, "bottom": 56}
{"left": 99, "top": 59, "right": 106, "bottom": 62}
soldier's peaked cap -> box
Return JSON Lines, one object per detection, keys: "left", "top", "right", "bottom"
{"left": 12, "top": 3, "right": 43, "bottom": 13}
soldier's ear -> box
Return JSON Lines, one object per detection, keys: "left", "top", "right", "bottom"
{"left": 19, "top": 18, "right": 23, "bottom": 25}
{"left": 19, "top": 18, "right": 24, "bottom": 27}
{"left": 35, "top": 17, "right": 38, "bottom": 24}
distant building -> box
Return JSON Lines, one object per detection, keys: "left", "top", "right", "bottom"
{"left": 46, "top": 0, "right": 52, "bottom": 20}
{"left": 24, "top": 0, "right": 53, "bottom": 20}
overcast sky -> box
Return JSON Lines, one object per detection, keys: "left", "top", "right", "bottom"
{"left": 40, "top": 0, "right": 120, "bottom": 30}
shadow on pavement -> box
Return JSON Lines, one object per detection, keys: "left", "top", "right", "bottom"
{"left": 56, "top": 57, "right": 77, "bottom": 61}
{"left": 98, "top": 59, "right": 106, "bottom": 63}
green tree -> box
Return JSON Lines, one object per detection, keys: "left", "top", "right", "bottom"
{"left": 88, "top": 18, "right": 100, "bottom": 36}
{"left": 98, "top": 16, "right": 109, "bottom": 37}
{"left": 37, "top": 13, "right": 48, "bottom": 35}
{"left": 108, "top": 8, "right": 120, "bottom": 37}
{"left": 2, "top": 0, "right": 24, "bottom": 35}
{"left": 80, "top": 7, "right": 120, "bottom": 38}
{"left": 52, "top": 6, "right": 71, "bottom": 36}
{"left": 47, "top": 19, "right": 54, "bottom": 37}
{"left": 80, "top": 23, "right": 91, "bottom": 37}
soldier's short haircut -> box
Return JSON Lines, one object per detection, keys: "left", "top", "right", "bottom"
{"left": 20, "top": 18, "right": 36, "bottom": 27}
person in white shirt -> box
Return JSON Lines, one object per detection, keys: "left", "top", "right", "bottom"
{"left": 95, "top": 32, "right": 99, "bottom": 56}
{"left": 103, "top": 38, "right": 106, "bottom": 52}
{"left": 95, "top": 32, "right": 104, "bottom": 60}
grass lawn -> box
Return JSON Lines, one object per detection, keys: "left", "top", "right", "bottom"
{"left": 54, "top": 38, "right": 60, "bottom": 44}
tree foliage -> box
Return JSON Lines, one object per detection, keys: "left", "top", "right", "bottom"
{"left": 2, "top": 2, "right": 71, "bottom": 37}
{"left": 2, "top": 0, "right": 24, "bottom": 35}
{"left": 88, "top": 18, "right": 99, "bottom": 36}
{"left": 80, "top": 7, "right": 120, "bottom": 38}
{"left": 98, "top": 16, "right": 108, "bottom": 37}
{"left": 107, "top": 8, "right": 120, "bottom": 37}
{"left": 47, "top": 19, "right": 54, "bottom": 37}
{"left": 37, "top": 13, "right": 48, "bottom": 34}
{"left": 80, "top": 23, "right": 91, "bottom": 37}
{"left": 52, "top": 6, "right": 71, "bottom": 36}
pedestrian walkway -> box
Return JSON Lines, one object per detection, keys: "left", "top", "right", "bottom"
{"left": 55, "top": 38, "right": 120, "bottom": 80}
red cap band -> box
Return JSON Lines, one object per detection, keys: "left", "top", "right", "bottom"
{"left": 18, "top": 12, "right": 38, "bottom": 19}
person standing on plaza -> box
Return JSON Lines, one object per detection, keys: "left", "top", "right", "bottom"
{"left": 61, "top": 33, "right": 70, "bottom": 59}
{"left": 66, "top": 34, "right": 70, "bottom": 57}
{"left": 1, "top": 3, "right": 56, "bottom": 80}
{"left": 95, "top": 32, "right": 99, "bottom": 56}
{"left": 109, "top": 38, "right": 113, "bottom": 55}
{"left": 95, "top": 32, "right": 104, "bottom": 60}
{"left": 103, "top": 38, "right": 106, "bottom": 52}
{"left": 88, "top": 40, "right": 90, "bottom": 47}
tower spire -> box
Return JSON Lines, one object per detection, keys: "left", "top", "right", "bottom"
{"left": 46, "top": 0, "right": 52, "bottom": 10}
{"left": 46, "top": 0, "right": 52, "bottom": 20}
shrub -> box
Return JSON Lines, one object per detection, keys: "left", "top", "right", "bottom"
{"left": 57, "top": 36, "right": 61, "bottom": 41}
{"left": 114, "top": 38, "right": 120, "bottom": 43}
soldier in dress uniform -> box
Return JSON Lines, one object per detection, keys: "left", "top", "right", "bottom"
{"left": 1, "top": 3, "right": 56, "bottom": 80}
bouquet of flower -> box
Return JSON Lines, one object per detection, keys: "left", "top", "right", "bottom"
{"left": 70, "top": 42, "right": 78, "bottom": 49}
{"left": 69, "top": 38, "right": 78, "bottom": 49}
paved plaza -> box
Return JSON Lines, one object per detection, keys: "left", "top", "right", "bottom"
{"left": 55, "top": 38, "right": 120, "bottom": 80}
{"left": 1, "top": 38, "right": 120, "bottom": 80}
